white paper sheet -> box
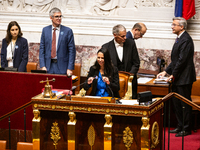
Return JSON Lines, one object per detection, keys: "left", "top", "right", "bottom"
{"left": 137, "top": 77, "right": 153, "bottom": 84}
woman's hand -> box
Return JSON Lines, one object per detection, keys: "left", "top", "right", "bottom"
{"left": 103, "top": 76, "right": 110, "bottom": 85}
{"left": 87, "top": 77, "right": 94, "bottom": 84}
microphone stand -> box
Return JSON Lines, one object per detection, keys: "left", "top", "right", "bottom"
{"left": 66, "top": 81, "right": 86, "bottom": 100}
{"left": 106, "top": 84, "right": 115, "bottom": 103}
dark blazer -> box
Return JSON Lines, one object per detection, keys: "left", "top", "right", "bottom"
{"left": 102, "top": 38, "right": 140, "bottom": 74}
{"left": 1, "top": 37, "right": 28, "bottom": 72}
{"left": 83, "top": 66, "right": 120, "bottom": 98}
{"left": 126, "top": 31, "right": 133, "bottom": 40}
{"left": 165, "top": 31, "right": 196, "bottom": 85}
{"left": 39, "top": 25, "right": 76, "bottom": 74}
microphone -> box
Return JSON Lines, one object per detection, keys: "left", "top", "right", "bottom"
{"left": 68, "top": 81, "right": 86, "bottom": 96}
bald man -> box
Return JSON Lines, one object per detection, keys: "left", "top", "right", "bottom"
{"left": 126, "top": 23, "right": 147, "bottom": 98}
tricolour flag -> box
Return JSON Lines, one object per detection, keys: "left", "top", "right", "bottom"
{"left": 175, "top": 0, "right": 195, "bottom": 20}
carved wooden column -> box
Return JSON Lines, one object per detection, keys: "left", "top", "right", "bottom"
{"left": 141, "top": 117, "right": 150, "bottom": 150}
{"left": 32, "top": 109, "right": 41, "bottom": 150}
{"left": 104, "top": 114, "right": 112, "bottom": 150}
{"left": 67, "top": 112, "right": 76, "bottom": 150}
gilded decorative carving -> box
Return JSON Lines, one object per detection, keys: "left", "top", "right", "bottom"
{"left": 149, "top": 102, "right": 164, "bottom": 115}
{"left": 143, "top": 111, "right": 147, "bottom": 116}
{"left": 141, "top": 117, "right": 150, "bottom": 129}
{"left": 34, "top": 104, "right": 38, "bottom": 109}
{"left": 151, "top": 121, "right": 159, "bottom": 149}
{"left": 68, "top": 112, "right": 76, "bottom": 150}
{"left": 76, "top": 88, "right": 86, "bottom": 97}
{"left": 88, "top": 125, "right": 95, "bottom": 150}
{"left": 50, "top": 122, "right": 61, "bottom": 149}
{"left": 70, "top": 106, "right": 73, "bottom": 111}
{"left": 104, "top": 114, "right": 112, "bottom": 127}
{"left": 106, "top": 109, "right": 110, "bottom": 113}
{"left": 68, "top": 112, "right": 77, "bottom": 125}
{"left": 125, "top": 110, "right": 128, "bottom": 115}
{"left": 52, "top": 105, "right": 55, "bottom": 109}
{"left": 32, "top": 109, "right": 41, "bottom": 122}
{"left": 88, "top": 107, "right": 92, "bottom": 112}
{"left": 32, "top": 109, "right": 41, "bottom": 145}
{"left": 141, "top": 117, "right": 150, "bottom": 150}
{"left": 104, "top": 114, "right": 112, "bottom": 150}
{"left": 123, "top": 76, "right": 134, "bottom": 100}
{"left": 123, "top": 127, "right": 133, "bottom": 150}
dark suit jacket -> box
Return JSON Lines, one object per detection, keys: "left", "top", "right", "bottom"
{"left": 126, "top": 31, "right": 133, "bottom": 40}
{"left": 102, "top": 39, "right": 140, "bottom": 74}
{"left": 1, "top": 37, "right": 28, "bottom": 72}
{"left": 83, "top": 66, "right": 120, "bottom": 98}
{"left": 165, "top": 31, "right": 196, "bottom": 85}
{"left": 39, "top": 25, "right": 76, "bottom": 74}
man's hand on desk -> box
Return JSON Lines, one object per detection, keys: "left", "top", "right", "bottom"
{"left": 156, "top": 71, "right": 173, "bottom": 83}
{"left": 156, "top": 71, "right": 166, "bottom": 79}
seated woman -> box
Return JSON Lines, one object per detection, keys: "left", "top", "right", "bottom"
{"left": 1, "top": 21, "right": 28, "bottom": 72}
{"left": 83, "top": 47, "right": 120, "bottom": 98}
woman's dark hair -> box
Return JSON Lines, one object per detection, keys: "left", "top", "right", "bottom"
{"left": 5, "top": 21, "right": 23, "bottom": 45}
{"left": 93, "top": 47, "right": 114, "bottom": 77}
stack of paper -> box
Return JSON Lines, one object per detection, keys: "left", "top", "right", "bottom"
{"left": 153, "top": 77, "right": 168, "bottom": 84}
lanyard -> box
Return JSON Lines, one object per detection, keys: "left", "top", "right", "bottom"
{"left": 11, "top": 40, "right": 15, "bottom": 59}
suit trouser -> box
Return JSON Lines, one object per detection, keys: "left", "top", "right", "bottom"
{"left": 49, "top": 61, "right": 62, "bottom": 74}
{"left": 172, "top": 83, "right": 192, "bottom": 131}
{"left": 132, "top": 75, "right": 138, "bottom": 99}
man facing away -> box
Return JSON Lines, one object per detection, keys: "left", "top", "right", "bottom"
{"left": 102, "top": 24, "right": 140, "bottom": 99}
{"left": 39, "top": 7, "right": 76, "bottom": 75}
{"left": 126, "top": 22, "right": 147, "bottom": 40}
{"left": 157, "top": 17, "right": 196, "bottom": 137}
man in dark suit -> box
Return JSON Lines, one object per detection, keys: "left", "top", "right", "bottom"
{"left": 157, "top": 17, "right": 196, "bottom": 137}
{"left": 126, "top": 22, "right": 147, "bottom": 40}
{"left": 39, "top": 7, "right": 76, "bottom": 75}
{"left": 102, "top": 24, "right": 140, "bottom": 99}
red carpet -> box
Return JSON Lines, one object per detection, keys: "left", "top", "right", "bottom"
{"left": 163, "top": 128, "right": 200, "bottom": 150}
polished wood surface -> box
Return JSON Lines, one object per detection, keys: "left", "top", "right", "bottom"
{"left": 138, "top": 78, "right": 170, "bottom": 96}
{"left": 32, "top": 95, "right": 164, "bottom": 150}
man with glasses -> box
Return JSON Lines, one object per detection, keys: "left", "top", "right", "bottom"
{"left": 126, "top": 23, "right": 147, "bottom": 40}
{"left": 102, "top": 24, "right": 140, "bottom": 99}
{"left": 157, "top": 17, "right": 196, "bottom": 137}
{"left": 39, "top": 7, "right": 76, "bottom": 75}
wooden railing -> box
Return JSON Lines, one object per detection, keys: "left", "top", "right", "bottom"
{"left": 0, "top": 101, "right": 32, "bottom": 149}
{"left": 162, "top": 92, "right": 200, "bottom": 150}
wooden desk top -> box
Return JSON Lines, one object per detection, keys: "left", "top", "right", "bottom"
{"left": 32, "top": 94, "right": 164, "bottom": 118}
{"left": 139, "top": 78, "right": 169, "bottom": 87}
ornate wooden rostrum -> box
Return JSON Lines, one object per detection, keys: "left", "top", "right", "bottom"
{"left": 32, "top": 94, "right": 164, "bottom": 150}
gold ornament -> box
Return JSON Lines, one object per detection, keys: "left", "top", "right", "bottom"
{"left": 50, "top": 122, "right": 61, "bottom": 149}
{"left": 123, "top": 127, "right": 133, "bottom": 150}
{"left": 151, "top": 121, "right": 159, "bottom": 149}
{"left": 87, "top": 125, "right": 95, "bottom": 150}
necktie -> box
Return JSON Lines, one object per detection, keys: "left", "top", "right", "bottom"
{"left": 175, "top": 37, "right": 179, "bottom": 43}
{"left": 51, "top": 28, "right": 56, "bottom": 58}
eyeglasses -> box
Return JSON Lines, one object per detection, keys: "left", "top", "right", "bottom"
{"left": 171, "top": 23, "right": 180, "bottom": 27}
{"left": 118, "top": 35, "right": 126, "bottom": 39}
{"left": 139, "top": 31, "right": 144, "bottom": 37}
{"left": 53, "top": 15, "right": 62, "bottom": 19}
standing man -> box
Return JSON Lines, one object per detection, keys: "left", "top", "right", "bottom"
{"left": 126, "top": 22, "right": 147, "bottom": 40}
{"left": 102, "top": 24, "right": 140, "bottom": 99}
{"left": 157, "top": 17, "right": 196, "bottom": 137}
{"left": 39, "top": 7, "right": 76, "bottom": 75}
